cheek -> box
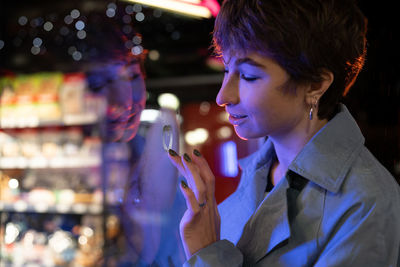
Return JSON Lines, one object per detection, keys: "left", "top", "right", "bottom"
{"left": 131, "top": 80, "right": 146, "bottom": 103}
{"left": 240, "top": 88, "right": 273, "bottom": 119}
{"left": 121, "top": 123, "right": 140, "bottom": 142}
{"left": 242, "top": 92, "right": 287, "bottom": 130}
{"left": 107, "top": 83, "right": 133, "bottom": 107}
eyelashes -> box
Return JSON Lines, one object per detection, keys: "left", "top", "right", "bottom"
{"left": 240, "top": 74, "right": 259, "bottom": 82}
{"left": 223, "top": 69, "right": 259, "bottom": 82}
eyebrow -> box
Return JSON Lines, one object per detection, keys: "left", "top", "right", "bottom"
{"left": 235, "top": 57, "right": 265, "bottom": 68}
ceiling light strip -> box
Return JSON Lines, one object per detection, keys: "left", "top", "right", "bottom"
{"left": 124, "top": 0, "right": 212, "bottom": 18}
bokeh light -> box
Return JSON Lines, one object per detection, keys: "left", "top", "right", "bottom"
{"left": 106, "top": 8, "right": 116, "bottom": 18}
{"left": 77, "top": 30, "right": 86, "bottom": 39}
{"left": 75, "top": 20, "right": 85, "bottom": 31}
{"left": 33, "top": 37, "right": 43, "bottom": 47}
{"left": 64, "top": 15, "right": 73, "bottom": 25}
{"left": 31, "top": 46, "right": 40, "bottom": 55}
{"left": 18, "top": 16, "right": 28, "bottom": 26}
{"left": 72, "top": 51, "right": 82, "bottom": 61}
{"left": 70, "top": 9, "right": 80, "bottom": 19}
{"left": 43, "top": 21, "right": 54, "bottom": 31}
{"left": 131, "top": 45, "right": 143, "bottom": 55}
{"left": 135, "top": 12, "right": 145, "bottom": 22}
{"left": 132, "top": 35, "right": 142, "bottom": 44}
{"left": 148, "top": 50, "right": 160, "bottom": 61}
{"left": 158, "top": 93, "right": 180, "bottom": 110}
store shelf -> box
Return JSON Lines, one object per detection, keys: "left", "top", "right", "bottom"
{"left": 0, "top": 113, "right": 99, "bottom": 129}
{"left": 0, "top": 71, "right": 120, "bottom": 266}
{"left": 0, "top": 156, "right": 101, "bottom": 169}
{"left": 0, "top": 200, "right": 103, "bottom": 215}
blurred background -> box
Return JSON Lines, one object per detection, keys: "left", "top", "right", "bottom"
{"left": 0, "top": 0, "right": 399, "bottom": 266}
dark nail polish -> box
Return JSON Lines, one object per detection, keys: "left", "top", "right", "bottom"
{"left": 169, "top": 149, "right": 178, "bottom": 157}
{"left": 193, "top": 149, "right": 201, "bottom": 157}
{"left": 181, "top": 180, "right": 188, "bottom": 188}
{"left": 184, "top": 153, "right": 192, "bottom": 162}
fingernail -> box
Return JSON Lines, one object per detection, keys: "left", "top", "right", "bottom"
{"left": 183, "top": 153, "right": 192, "bottom": 162}
{"left": 181, "top": 180, "right": 188, "bottom": 188}
{"left": 193, "top": 149, "right": 201, "bottom": 157}
{"left": 169, "top": 149, "right": 178, "bottom": 157}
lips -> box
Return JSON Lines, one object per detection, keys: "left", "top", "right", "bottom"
{"left": 107, "top": 108, "right": 140, "bottom": 126}
{"left": 228, "top": 112, "right": 248, "bottom": 126}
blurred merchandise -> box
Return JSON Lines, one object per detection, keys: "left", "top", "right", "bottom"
{"left": 59, "top": 73, "right": 86, "bottom": 116}
{"left": 0, "top": 72, "right": 106, "bottom": 128}
{"left": 36, "top": 72, "right": 63, "bottom": 122}
{"left": 0, "top": 127, "right": 102, "bottom": 169}
{"left": 0, "top": 213, "right": 103, "bottom": 266}
{"left": 0, "top": 71, "right": 131, "bottom": 266}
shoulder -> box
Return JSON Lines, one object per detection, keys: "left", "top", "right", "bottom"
{"left": 325, "top": 145, "right": 400, "bottom": 222}
{"left": 344, "top": 146, "right": 399, "bottom": 200}
{"left": 316, "top": 146, "right": 400, "bottom": 263}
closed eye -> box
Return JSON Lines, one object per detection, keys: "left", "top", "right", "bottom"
{"left": 123, "top": 73, "right": 141, "bottom": 81}
{"left": 240, "top": 73, "right": 259, "bottom": 82}
{"left": 131, "top": 73, "right": 140, "bottom": 80}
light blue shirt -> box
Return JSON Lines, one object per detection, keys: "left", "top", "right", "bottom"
{"left": 185, "top": 104, "right": 400, "bottom": 266}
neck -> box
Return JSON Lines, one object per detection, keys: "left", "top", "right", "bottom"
{"left": 269, "top": 117, "right": 328, "bottom": 184}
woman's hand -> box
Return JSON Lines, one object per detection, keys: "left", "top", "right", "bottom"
{"left": 168, "top": 149, "right": 221, "bottom": 258}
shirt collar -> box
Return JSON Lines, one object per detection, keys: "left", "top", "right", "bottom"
{"left": 239, "top": 104, "right": 365, "bottom": 193}
{"left": 238, "top": 137, "right": 275, "bottom": 172}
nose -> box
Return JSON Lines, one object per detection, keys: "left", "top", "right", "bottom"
{"left": 216, "top": 73, "right": 239, "bottom": 107}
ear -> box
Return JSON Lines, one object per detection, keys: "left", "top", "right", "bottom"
{"left": 305, "top": 70, "right": 334, "bottom": 105}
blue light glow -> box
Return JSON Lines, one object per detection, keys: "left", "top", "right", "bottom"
{"left": 220, "top": 141, "right": 238, "bottom": 177}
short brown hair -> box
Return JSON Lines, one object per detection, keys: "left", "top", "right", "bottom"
{"left": 212, "top": 0, "right": 367, "bottom": 119}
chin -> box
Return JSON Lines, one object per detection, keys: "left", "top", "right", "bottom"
{"left": 120, "top": 129, "right": 139, "bottom": 142}
{"left": 234, "top": 128, "right": 250, "bottom": 140}
{"left": 105, "top": 131, "right": 124, "bottom": 143}
{"left": 114, "top": 124, "right": 139, "bottom": 142}
{"left": 105, "top": 117, "right": 141, "bottom": 142}
{"left": 234, "top": 127, "right": 264, "bottom": 141}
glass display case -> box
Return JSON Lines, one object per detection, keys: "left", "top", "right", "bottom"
{"left": 0, "top": 72, "right": 131, "bottom": 266}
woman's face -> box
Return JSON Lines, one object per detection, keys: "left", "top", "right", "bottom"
{"left": 99, "top": 61, "right": 146, "bottom": 142}
{"left": 216, "top": 51, "right": 309, "bottom": 141}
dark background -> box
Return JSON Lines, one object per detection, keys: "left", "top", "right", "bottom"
{"left": 1, "top": 0, "right": 399, "bottom": 182}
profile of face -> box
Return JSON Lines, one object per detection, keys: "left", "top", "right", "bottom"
{"left": 216, "top": 51, "right": 309, "bottom": 141}
{"left": 88, "top": 60, "right": 146, "bottom": 142}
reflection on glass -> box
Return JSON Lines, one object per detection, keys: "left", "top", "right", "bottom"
{"left": 162, "top": 124, "right": 173, "bottom": 152}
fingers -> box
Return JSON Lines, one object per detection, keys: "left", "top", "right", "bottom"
{"left": 181, "top": 153, "right": 207, "bottom": 206}
{"left": 179, "top": 180, "right": 201, "bottom": 213}
{"left": 167, "top": 149, "right": 206, "bottom": 205}
{"left": 191, "top": 149, "right": 216, "bottom": 199}
{"left": 167, "top": 149, "right": 187, "bottom": 178}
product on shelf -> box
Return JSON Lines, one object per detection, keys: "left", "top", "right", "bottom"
{"left": 36, "top": 72, "right": 63, "bottom": 122}
{"left": 0, "top": 76, "right": 16, "bottom": 126}
{"left": 62, "top": 127, "right": 83, "bottom": 157}
{"left": 13, "top": 74, "right": 41, "bottom": 126}
{"left": 59, "top": 73, "right": 86, "bottom": 116}
{"left": 0, "top": 130, "right": 20, "bottom": 158}
{"left": 19, "top": 128, "right": 41, "bottom": 158}
{"left": 41, "top": 127, "right": 63, "bottom": 158}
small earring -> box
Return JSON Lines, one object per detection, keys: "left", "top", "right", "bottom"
{"left": 309, "top": 98, "right": 318, "bottom": 121}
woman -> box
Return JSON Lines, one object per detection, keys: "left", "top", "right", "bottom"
{"left": 168, "top": 0, "right": 400, "bottom": 266}
{"left": 84, "top": 17, "right": 185, "bottom": 265}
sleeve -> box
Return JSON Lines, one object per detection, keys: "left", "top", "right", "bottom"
{"left": 314, "top": 191, "right": 400, "bottom": 267}
{"left": 183, "top": 240, "right": 243, "bottom": 267}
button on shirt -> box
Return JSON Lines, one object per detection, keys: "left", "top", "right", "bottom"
{"left": 184, "top": 104, "right": 400, "bottom": 267}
